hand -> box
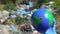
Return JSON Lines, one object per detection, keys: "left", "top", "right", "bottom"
{"left": 45, "top": 18, "right": 57, "bottom": 34}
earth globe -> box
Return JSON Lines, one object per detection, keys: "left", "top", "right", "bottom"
{"left": 31, "top": 8, "right": 54, "bottom": 33}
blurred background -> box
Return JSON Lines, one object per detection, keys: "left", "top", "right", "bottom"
{"left": 0, "top": 0, "right": 60, "bottom": 34}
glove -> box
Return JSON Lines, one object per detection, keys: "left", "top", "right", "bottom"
{"left": 44, "top": 18, "right": 57, "bottom": 34}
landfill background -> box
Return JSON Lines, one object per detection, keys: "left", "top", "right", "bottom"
{"left": 0, "top": 0, "right": 60, "bottom": 34}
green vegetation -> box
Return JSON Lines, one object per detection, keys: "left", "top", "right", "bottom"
{"left": 52, "top": 0, "right": 60, "bottom": 9}
{"left": 3, "top": 2, "right": 16, "bottom": 11}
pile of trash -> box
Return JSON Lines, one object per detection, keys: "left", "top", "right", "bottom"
{"left": 0, "top": 24, "right": 12, "bottom": 34}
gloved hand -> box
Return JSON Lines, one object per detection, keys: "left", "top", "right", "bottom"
{"left": 44, "top": 18, "right": 57, "bottom": 34}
